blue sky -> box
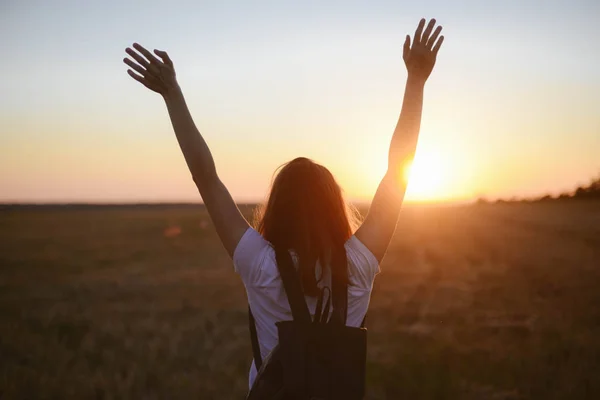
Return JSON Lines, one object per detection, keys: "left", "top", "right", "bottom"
{"left": 1, "top": 0, "right": 599, "bottom": 202}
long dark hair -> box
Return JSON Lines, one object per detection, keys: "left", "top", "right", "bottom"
{"left": 254, "top": 157, "right": 360, "bottom": 296}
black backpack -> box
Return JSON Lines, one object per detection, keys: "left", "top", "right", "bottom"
{"left": 246, "top": 247, "right": 367, "bottom": 400}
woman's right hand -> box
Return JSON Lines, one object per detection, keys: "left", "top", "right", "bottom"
{"left": 123, "top": 43, "right": 179, "bottom": 97}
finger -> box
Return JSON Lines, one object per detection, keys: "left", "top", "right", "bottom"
{"left": 127, "top": 69, "right": 160, "bottom": 92}
{"left": 154, "top": 49, "right": 173, "bottom": 67}
{"left": 427, "top": 26, "right": 442, "bottom": 49}
{"left": 125, "top": 47, "right": 149, "bottom": 68}
{"left": 432, "top": 35, "right": 445, "bottom": 55}
{"left": 403, "top": 35, "right": 410, "bottom": 61}
{"left": 123, "top": 57, "right": 147, "bottom": 76}
{"left": 133, "top": 43, "right": 161, "bottom": 64}
{"left": 414, "top": 18, "right": 426, "bottom": 44}
{"left": 421, "top": 18, "right": 436, "bottom": 44}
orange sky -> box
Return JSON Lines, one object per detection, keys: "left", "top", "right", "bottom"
{"left": 1, "top": 1, "right": 599, "bottom": 204}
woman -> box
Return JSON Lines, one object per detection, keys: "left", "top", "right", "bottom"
{"left": 123, "top": 18, "right": 444, "bottom": 388}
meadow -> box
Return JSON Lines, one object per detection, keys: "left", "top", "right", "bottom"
{"left": 1, "top": 201, "right": 599, "bottom": 399}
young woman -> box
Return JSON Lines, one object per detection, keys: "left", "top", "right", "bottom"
{"left": 123, "top": 18, "right": 444, "bottom": 387}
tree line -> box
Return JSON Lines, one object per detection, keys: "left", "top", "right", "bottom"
{"left": 477, "top": 172, "right": 600, "bottom": 204}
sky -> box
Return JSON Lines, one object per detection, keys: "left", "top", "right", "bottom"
{"left": 1, "top": 0, "right": 599, "bottom": 204}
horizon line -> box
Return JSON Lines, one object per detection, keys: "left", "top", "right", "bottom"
{"left": 0, "top": 199, "right": 472, "bottom": 207}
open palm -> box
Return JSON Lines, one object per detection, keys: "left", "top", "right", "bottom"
{"left": 403, "top": 18, "right": 444, "bottom": 82}
{"left": 123, "top": 43, "right": 179, "bottom": 96}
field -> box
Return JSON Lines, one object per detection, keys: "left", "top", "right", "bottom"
{"left": 1, "top": 201, "right": 599, "bottom": 399}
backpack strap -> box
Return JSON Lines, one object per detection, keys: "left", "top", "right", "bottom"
{"left": 331, "top": 278, "right": 348, "bottom": 325}
{"left": 275, "top": 247, "right": 312, "bottom": 324}
{"left": 330, "top": 245, "right": 349, "bottom": 325}
{"left": 248, "top": 307, "right": 262, "bottom": 369}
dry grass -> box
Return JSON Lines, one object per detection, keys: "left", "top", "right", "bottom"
{"left": 1, "top": 201, "right": 599, "bottom": 399}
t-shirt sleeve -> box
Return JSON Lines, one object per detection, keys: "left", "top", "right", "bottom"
{"left": 233, "top": 227, "right": 272, "bottom": 286}
{"left": 345, "top": 234, "right": 381, "bottom": 290}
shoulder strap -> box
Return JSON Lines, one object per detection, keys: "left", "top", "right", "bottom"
{"left": 248, "top": 307, "right": 262, "bottom": 370}
{"left": 275, "top": 247, "right": 312, "bottom": 324}
{"left": 330, "top": 245, "right": 348, "bottom": 325}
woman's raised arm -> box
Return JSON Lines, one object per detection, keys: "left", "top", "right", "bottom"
{"left": 355, "top": 19, "right": 444, "bottom": 262}
{"left": 123, "top": 43, "right": 249, "bottom": 257}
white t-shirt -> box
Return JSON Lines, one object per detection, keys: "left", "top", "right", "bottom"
{"left": 233, "top": 227, "right": 380, "bottom": 388}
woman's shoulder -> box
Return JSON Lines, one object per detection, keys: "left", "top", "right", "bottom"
{"left": 233, "top": 227, "right": 275, "bottom": 285}
{"left": 345, "top": 234, "right": 381, "bottom": 288}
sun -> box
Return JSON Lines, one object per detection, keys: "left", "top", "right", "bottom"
{"left": 403, "top": 151, "right": 446, "bottom": 202}
{"left": 351, "top": 140, "right": 460, "bottom": 204}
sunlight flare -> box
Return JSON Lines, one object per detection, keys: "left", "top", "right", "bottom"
{"left": 404, "top": 151, "right": 447, "bottom": 202}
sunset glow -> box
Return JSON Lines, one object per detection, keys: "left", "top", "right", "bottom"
{"left": 1, "top": 1, "right": 598, "bottom": 204}
{"left": 404, "top": 151, "right": 446, "bottom": 202}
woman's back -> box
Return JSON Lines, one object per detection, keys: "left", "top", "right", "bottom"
{"left": 234, "top": 227, "right": 380, "bottom": 387}
{"left": 123, "top": 17, "right": 443, "bottom": 394}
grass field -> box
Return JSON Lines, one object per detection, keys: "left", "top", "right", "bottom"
{"left": 1, "top": 201, "right": 599, "bottom": 399}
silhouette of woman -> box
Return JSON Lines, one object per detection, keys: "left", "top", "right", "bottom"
{"left": 123, "top": 18, "right": 444, "bottom": 389}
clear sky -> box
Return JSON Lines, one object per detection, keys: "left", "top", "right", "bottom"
{"left": 1, "top": 0, "right": 599, "bottom": 203}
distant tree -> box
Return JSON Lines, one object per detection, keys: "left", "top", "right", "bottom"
{"left": 572, "top": 173, "right": 600, "bottom": 199}
{"left": 575, "top": 186, "right": 588, "bottom": 197}
{"left": 483, "top": 170, "right": 599, "bottom": 204}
